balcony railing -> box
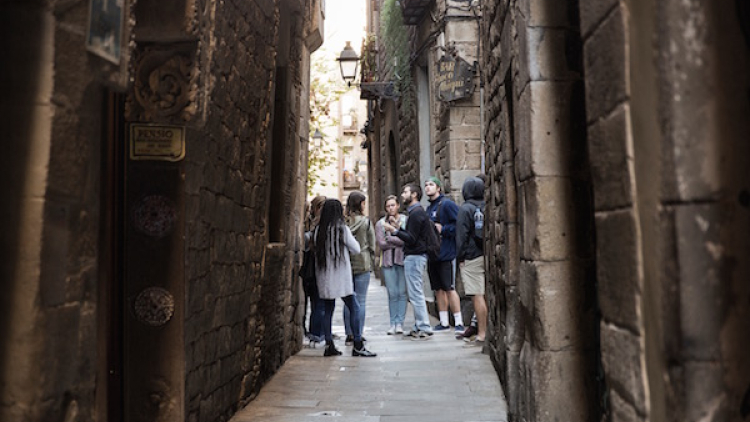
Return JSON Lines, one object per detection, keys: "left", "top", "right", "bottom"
{"left": 358, "top": 33, "right": 399, "bottom": 100}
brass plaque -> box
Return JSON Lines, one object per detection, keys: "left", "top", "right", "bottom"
{"left": 130, "top": 124, "right": 185, "bottom": 161}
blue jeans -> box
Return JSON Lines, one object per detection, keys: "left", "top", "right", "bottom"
{"left": 308, "top": 288, "right": 325, "bottom": 338}
{"left": 344, "top": 272, "right": 370, "bottom": 336}
{"left": 403, "top": 254, "right": 432, "bottom": 332}
{"left": 324, "top": 295, "right": 361, "bottom": 342}
{"left": 381, "top": 265, "right": 407, "bottom": 325}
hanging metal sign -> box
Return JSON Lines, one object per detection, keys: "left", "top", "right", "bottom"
{"left": 436, "top": 55, "right": 476, "bottom": 102}
{"left": 130, "top": 124, "right": 186, "bottom": 161}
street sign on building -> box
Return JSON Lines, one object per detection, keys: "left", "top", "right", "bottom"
{"left": 130, "top": 124, "right": 186, "bottom": 161}
{"left": 436, "top": 55, "right": 476, "bottom": 102}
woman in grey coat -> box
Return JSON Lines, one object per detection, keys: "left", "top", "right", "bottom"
{"left": 314, "top": 199, "right": 377, "bottom": 357}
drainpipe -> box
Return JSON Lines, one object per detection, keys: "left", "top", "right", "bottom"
{"left": 480, "top": 73, "right": 485, "bottom": 174}
{"left": 474, "top": 4, "right": 485, "bottom": 175}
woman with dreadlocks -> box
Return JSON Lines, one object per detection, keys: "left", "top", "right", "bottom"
{"left": 314, "top": 199, "right": 377, "bottom": 357}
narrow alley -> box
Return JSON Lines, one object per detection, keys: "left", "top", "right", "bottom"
{"left": 230, "top": 280, "right": 508, "bottom": 422}
{"left": 4, "top": 0, "right": 750, "bottom": 421}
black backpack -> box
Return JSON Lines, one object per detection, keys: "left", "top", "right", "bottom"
{"left": 471, "top": 202, "right": 485, "bottom": 245}
{"left": 299, "top": 249, "right": 317, "bottom": 296}
{"left": 425, "top": 219, "right": 441, "bottom": 261}
{"left": 426, "top": 200, "right": 443, "bottom": 261}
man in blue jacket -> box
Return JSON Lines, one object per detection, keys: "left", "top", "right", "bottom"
{"left": 424, "top": 177, "right": 464, "bottom": 332}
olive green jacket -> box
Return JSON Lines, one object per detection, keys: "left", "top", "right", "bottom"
{"left": 347, "top": 214, "right": 375, "bottom": 274}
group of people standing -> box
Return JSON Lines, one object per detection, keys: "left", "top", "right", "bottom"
{"left": 302, "top": 175, "right": 488, "bottom": 357}
{"left": 302, "top": 193, "right": 377, "bottom": 357}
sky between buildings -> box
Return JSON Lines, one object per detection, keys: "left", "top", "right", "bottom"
{"left": 309, "top": 0, "right": 368, "bottom": 200}
{"left": 321, "top": 0, "right": 366, "bottom": 61}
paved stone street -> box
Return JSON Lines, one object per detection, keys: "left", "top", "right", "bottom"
{"left": 231, "top": 279, "right": 508, "bottom": 422}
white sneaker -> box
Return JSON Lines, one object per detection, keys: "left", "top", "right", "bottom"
{"left": 387, "top": 325, "right": 396, "bottom": 335}
{"left": 395, "top": 324, "right": 404, "bottom": 334}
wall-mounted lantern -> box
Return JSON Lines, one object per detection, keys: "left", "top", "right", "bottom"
{"left": 336, "top": 41, "right": 399, "bottom": 100}
{"left": 312, "top": 128, "right": 324, "bottom": 147}
{"left": 337, "top": 41, "right": 360, "bottom": 87}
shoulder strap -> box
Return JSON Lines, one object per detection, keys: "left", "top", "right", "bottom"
{"left": 366, "top": 218, "right": 372, "bottom": 246}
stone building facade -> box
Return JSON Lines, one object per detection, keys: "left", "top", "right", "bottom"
{"left": 363, "top": 0, "right": 484, "bottom": 220}
{"left": 578, "top": 1, "right": 750, "bottom": 420}
{"left": 367, "top": 0, "right": 750, "bottom": 420}
{"left": 0, "top": 0, "right": 323, "bottom": 421}
{"left": 481, "top": 0, "right": 750, "bottom": 421}
{"left": 481, "top": 1, "right": 599, "bottom": 420}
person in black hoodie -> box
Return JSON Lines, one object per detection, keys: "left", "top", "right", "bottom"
{"left": 456, "top": 177, "right": 487, "bottom": 346}
{"left": 382, "top": 183, "right": 434, "bottom": 340}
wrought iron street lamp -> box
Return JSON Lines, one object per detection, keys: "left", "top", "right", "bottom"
{"left": 337, "top": 41, "right": 360, "bottom": 87}
{"left": 311, "top": 128, "right": 324, "bottom": 147}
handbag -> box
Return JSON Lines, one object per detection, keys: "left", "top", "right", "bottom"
{"left": 299, "top": 249, "right": 317, "bottom": 295}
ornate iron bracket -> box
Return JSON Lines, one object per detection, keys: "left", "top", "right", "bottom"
{"left": 360, "top": 81, "right": 400, "bottom": 101}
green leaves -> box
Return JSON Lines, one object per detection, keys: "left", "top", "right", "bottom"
{"left": 308, "top": 52, "right": 345, "bottom": 196}
{"left": 380, "top": 0, "right": 412, "bottom": 106}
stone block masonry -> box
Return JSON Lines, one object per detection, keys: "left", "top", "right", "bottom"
{"left": 580, "top": 0, "right": 750, "bottom": 420}
{"left": 183, "top": 2, "right": 311, "bottom": 421}
{"left": 482, "top": 1, "right": 598, "bottom": 421}
{"left": 0, "top": 0, "right": 133, "bottom": 419}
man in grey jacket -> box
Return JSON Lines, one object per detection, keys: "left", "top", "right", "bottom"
{"left": 455, "top": 177, "right": 487, "bottom": 346}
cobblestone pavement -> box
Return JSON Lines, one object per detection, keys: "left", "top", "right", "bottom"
{"left": 231, "top": 279, "right": 508, "bottom": 422}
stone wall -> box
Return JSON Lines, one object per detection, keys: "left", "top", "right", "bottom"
{"left": 183, "top": 0, "right": 309, "bottom": 421}
{"left": 368, "top": 0, "right": 416, "bottom": 207}
{"left": 436, "top": 0, "right": 483, "bottom": 197}
{"left": 370, "top": 92, "right": 418, "bottom": 203}
{"left": 655, "top": 2, "right": 750, "bottom": 417}
{"left": 397, "top": 89, "right": 420, "bottom": 188}
{"left": 580, "top": 2, "right": 651, "bottom": 419}
{"left": 370, "top": 0, "right": 483, "bottom": 199}
{"left": 0, "top": 0, "right": 313, "bottom": 421}
{"left": 0, "top": 0, "right": 134, "bottom": 420}
{"left": 481, "top": 0, "right": 599, "bottom": 420}
{"left": 581, "top": 0, "right": 750, "bottom": 420}
{"left": 183, "top": 1, "right": 278, "bottom": 420}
